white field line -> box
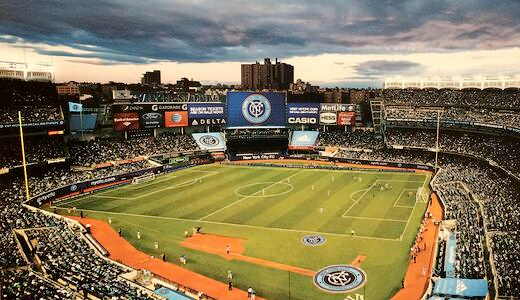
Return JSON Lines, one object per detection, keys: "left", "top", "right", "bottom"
{"left": 131, "top": 172, "right": 218, "bottom": 200}
{"left": 393, "top": 189, "right": 417, "bottom": 208}
{"left": 399, "top": 174, "right": 431, "bottom": 241}
{"left": 197, "top": 170, "right": 305, "bottom": 221}
{"left": 342, "top": 178, "right": 380, "bottom": 217}
{"left": 341, "top": 216, "right": 408, "bottom": 222}
{"left": 377, "top": 179, "right": 426, "bottom": 183}
{"left": 123, "top": 174, "right": 177, "bottom": 190}
{"left": 57, "top": 172, "right": 218, "bottom": 206}
{"left": 349, "top": 189, "right": 369, "bottom": 202}
{"left": 123, "top": 168, "right": 216, "bottom": 191}
{"left": 90, "top": 178, "right": 201, "bottom": 200}
{"left": 55, "top": 208, "right": 399, "bottom": 241}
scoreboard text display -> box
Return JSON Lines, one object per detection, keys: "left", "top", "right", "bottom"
{"left": 227, "top": 92, "right": 286, "bottom": 128}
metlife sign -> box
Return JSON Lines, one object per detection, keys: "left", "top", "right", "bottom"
{"left": 287, "top": 103, "right": 319, "bottom": 124}
{"left": 320, "top": 103, "right": 356, "bottom": 112}
{"left": 188, "top": 103, "right": 226, "bottom": 126}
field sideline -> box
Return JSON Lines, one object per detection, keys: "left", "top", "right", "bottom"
{"left": 54, "top": 163, "right": 431, "bottom": 300}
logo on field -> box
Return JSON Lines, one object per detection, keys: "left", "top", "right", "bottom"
{"left": 313, "top": 265, "right": 366, "bottom": 293}
{"left": 242, "top": 94, "right": 271, "bottom": 124}
{"left": 302, "top": 235, "right": 326, "bottom": 246}
{"left": 199, "top": 135, "right": 220, "bottom": 147}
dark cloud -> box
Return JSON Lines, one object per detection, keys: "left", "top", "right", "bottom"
{"left": 354, "top": 60, "right": 423, "bottom": 76}
{"left": 0, "top": 0, "right": 519, "bottom": 64}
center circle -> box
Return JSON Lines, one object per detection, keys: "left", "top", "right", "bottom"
{"left": 235, "top": 182, "right": 293, "bottom": 197}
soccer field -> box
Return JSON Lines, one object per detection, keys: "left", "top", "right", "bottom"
{"left": 55, "top": 163, "right": 431, "bottom": 300}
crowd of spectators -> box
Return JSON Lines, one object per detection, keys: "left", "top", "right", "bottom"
{"left": 25, "top": 226, "right": 154, "bottom": 299}
{"left": 0, "top": 136, "right": 66, "bottom": 169}
{"left": 385, "top": 128, "right": 520, "bottom": 177}
{"left": 69, "top": 133, "right": 199, "bottom": 166}
{"left": 0, "top": 200, "right": 155, "bottom": 299}
{"left": 385, "top": 106, "right": 520, "bottom": 130}
{"left": 1, "top": 161, "right": 155, "bottom": 201}
{"left": 433, "top": 181, "right": 486, "bottom": 279}
{"left": 316, "top": 129, "right": 384, "bottom": 150}
{"left": 0, "top": 269, "right": 74, "bottom": 299}
{"left": 0, "top": 107, "right": 62, "bottom": 125}
{"left": 320, "top": 132, "right": 519, "bottom": 297}
{"left": 490, "top": 232, "right": 520, "bottom": 297}
{"left": 0, "top": 78, "right": 62, "bottom": 125}
{"left": 383, "top": 88, "right": 520, "bottom": 109}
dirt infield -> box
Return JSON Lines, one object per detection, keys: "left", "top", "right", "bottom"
{"left": 181, "top": 233, "right": 316, "bottom": 277}
{"left": 391, "top": 193, "right": 443, "bottom": 300}
{"left": 69, "top": 216, "right": 263, "bottom": 300}
{"left": 181, "top": 233, "right": 246, "bottom": 260}
{"left": 350, "top": 255, "right": 367, "bottom": 267}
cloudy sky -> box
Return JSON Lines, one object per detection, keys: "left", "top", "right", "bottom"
{"left": 1, "top": 0, "right": 519, "bottom": 86}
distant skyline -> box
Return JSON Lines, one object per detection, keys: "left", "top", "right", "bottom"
{"left": 1, "top": 0, "right": 520, "bottom": 87}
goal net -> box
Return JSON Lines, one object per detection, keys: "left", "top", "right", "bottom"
{"left": 132, "top": 173, "right": 155, "bottom": 184}
{"left": 416, "top": 187, "right": 429, "bottom": 203}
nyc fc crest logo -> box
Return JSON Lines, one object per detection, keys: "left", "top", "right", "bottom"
{"left": 242, "top": 94, "right": 272, "bottom": 124}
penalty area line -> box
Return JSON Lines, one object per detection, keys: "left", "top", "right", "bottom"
{"left": 399, "top": 173, "right": 431, "bottom": 241}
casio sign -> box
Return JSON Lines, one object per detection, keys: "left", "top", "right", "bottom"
{"left": 288, "top": 117, "right": 317, "bottom": 124}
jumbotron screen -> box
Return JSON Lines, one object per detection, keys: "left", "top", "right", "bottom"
{"left": 226, "top": 92, "right": 286, "bottom": 128}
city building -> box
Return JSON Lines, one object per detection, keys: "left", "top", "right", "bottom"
{"left": 141, "top": 70, "right": 161, "bottom": 85}
{"left": 241, "top": 58, "right": 294, "bottom": 90}
{"left": 175, "top": 77, "right": 202, "bottom": 92}
{"left": 289, "top": 79, "right": 319, "bottom": 93}
{"left": 56, "top": 81, "right": 80, "bottom": 96}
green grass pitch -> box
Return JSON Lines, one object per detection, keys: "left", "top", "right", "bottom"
{"left": 55, "top": 163, "right": 431, "bottom": 300}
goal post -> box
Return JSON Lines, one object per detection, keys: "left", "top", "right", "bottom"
{"left": 416, "top": 187, "right": 429, "bottom": 203}
{"left": 132, "top": 173, "right": 155, "bottom": 184}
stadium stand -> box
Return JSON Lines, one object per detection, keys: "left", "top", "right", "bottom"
{"left": 69, "top": 133, "right": 199, "bottom": 166}
{"left": 1, "top": 81, "right": 519, "bottom": 299}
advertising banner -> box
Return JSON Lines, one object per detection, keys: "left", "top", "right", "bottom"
{"left": 287, "top": 103, "right": 320, "bottom": 124}
{"left": 188, "top": 103, "right": 226, "bottom": 126}
{"left": 319, "top": 112, "right": 337, "bottom": 125}
{"left": 337, "top": 111, "right": 356, "bottom": 126}
{"left": 165, "top": 111, "right": 188, "bottom": 127}
{"left": 140, "top": 111, "right": 163, "bottom": 128}
{"left": 0, "top": 120, "right": 64, "bottom": 129}
{"left": 320, "top": 103, "right": 356, "bottom": 112}
{"left": 28, "top": 167, "right": 162, "bottom": 206}
{"left": 112, "top": 103, "right": 187, "bottom": 113}
{"left": 113, "top": 112, "right": 139, "bottom": 131}
{"left": 227, "top": 92, "right": 286, "bottom": 127}
{"left": 289, "top": 131, "right": 319, "bottom": 150}
{"left": 192, "top": 132, "right": 227, "bottom": 151}
{"left": 444, "top": 233, "right": 457, "bottom": 278}
{"left": 234, "top": 152, "right": 282, "bottom": 160}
